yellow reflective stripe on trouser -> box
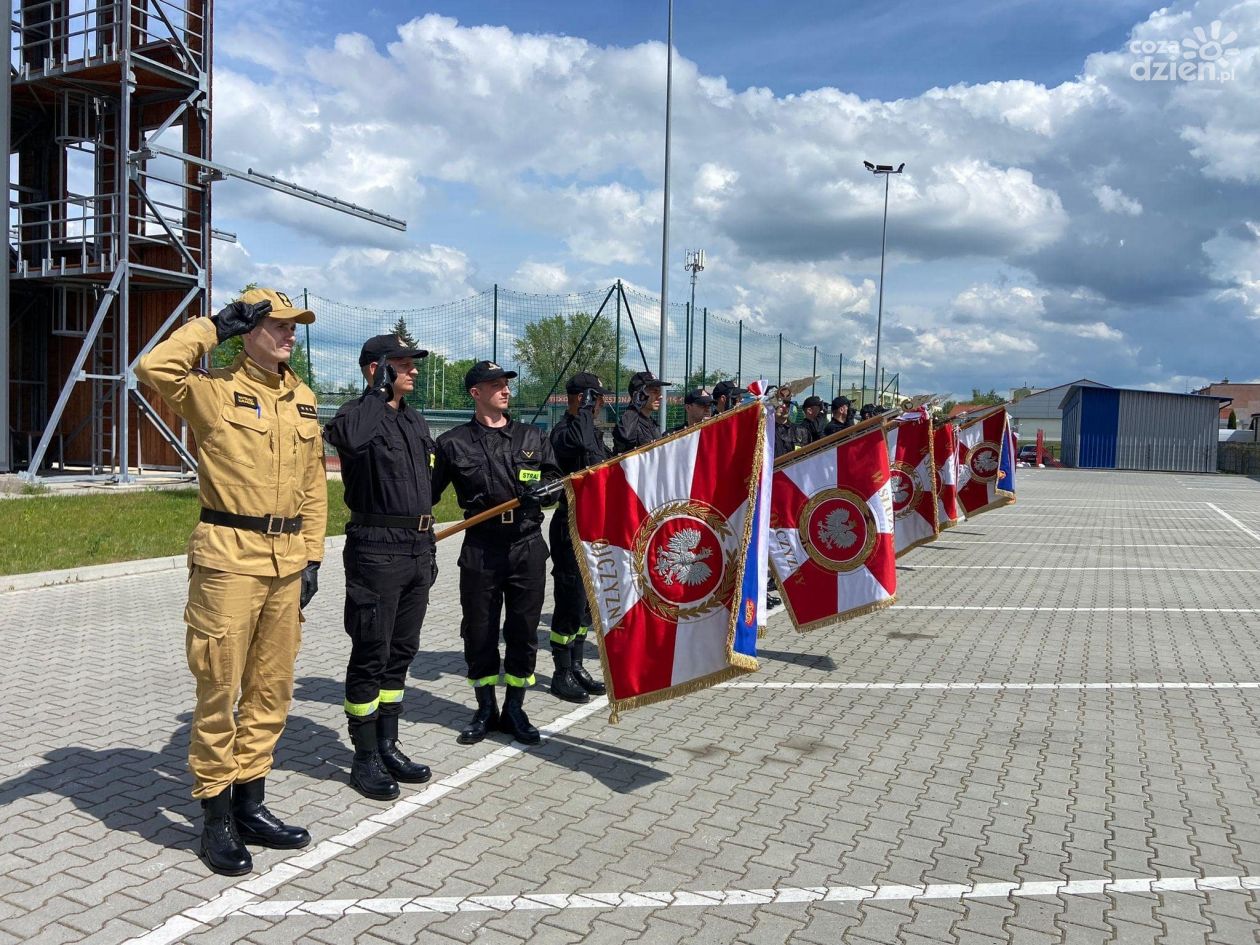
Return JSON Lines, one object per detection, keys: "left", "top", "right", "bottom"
{"left": 576, "top": 626, "right": 589, "bottom": 639}
{"left": 378, "top": 689, "right": 404, "bottom": 704}
{"left": 504, "top": 673, "right": 535, "bottom": 688}
{"left": 468, "top": 674, "right": 502, "bottom": 688}
{"left": 550, "top": 630, "right": 577, "bottom": 645}
{"left": 344, "top": 697, "right": 380, "bottom": 717}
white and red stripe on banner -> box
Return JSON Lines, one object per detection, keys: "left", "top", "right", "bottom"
{"left": 932, "top": 420, "right": 963, "bottom": 529}
{"left": 885, "top": 408, "right": 938, "bottom": 556}
{"left": 955, "top": 407, "right": 1016, "bottom": 517}
{"left": 566, "top": 402, "right": 767, "bottom": 719}
{"left": 768, "top": 423, "right": 897, "bottom": 632}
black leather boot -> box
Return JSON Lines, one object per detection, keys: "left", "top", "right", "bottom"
{"left": 457, "top": 685, "right": 499, "bottom": 745}
{"left": 570, "top": 635, "right": 606, "bottom": 696}
{"left": 232, "top": 777, "right": 311, "bottom": 850}
{"left": 549, "top": 645, "right": 590, "bottom": 704}
{"left": 377, "top": 712, "right": 432, "bottom": 783}
{"left": 347, "top": 716, "right": 399, "bottom": 800}
{"left": 200, "top": 788, "right": 252, "bottom": 876}
{"left": 499, "top": 685, "right": 541, "bottom": 745}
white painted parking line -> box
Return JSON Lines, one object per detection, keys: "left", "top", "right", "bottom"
{"left": 1208, "top": 503, "right": 1260, "bottom": 543}
{"left": 227, "top": 872, "right": 1260, "bottom": 918}
{"left": 723, "top": 681, "right": 1260, "bottom": 691}
{"left": 905, "top": 565, "right": 1260, "bottom": 573}
{"left": 124, "top": 698, "right": 610, "bottom": 945}
{"left": 893, "top": 606, "right": 1260, "bottom": 613}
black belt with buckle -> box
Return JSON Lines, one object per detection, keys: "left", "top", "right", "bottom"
{"left": 200, "top": 508, "right": 303, "bottom": 535}
{"left": 349, "top": 512, "right": 434, "bottom": 532}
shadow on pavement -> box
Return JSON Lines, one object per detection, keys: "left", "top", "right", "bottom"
{"left": 758, "top": 648, "right": 837, "bottom": 672}
{"left": 295, "top": 672, "right": 669, "bottom": 795}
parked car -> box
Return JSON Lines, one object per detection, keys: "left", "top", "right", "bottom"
{"left": 1018, "top": 445, "right": 1061, "bottom": 467}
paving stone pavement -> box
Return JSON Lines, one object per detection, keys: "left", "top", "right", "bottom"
{"left": 3, "top": 469, "right": 1260, "bottom": 944}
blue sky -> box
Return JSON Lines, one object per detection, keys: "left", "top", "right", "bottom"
{"left": 211, "top": 0, "right": 1260, "bottom": 397}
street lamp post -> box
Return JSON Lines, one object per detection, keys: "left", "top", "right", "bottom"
{"left": 863, "top": 160, "right": 903, "bottom": 407}
{"left": 684, "top": 249, "right": 704, "bottom": 385}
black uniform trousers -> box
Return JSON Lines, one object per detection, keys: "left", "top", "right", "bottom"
{"left": 548, "top": 505, "right": 591, "bottom": 653}
{"left": 343, "top": 541, "right": 434, "bottom": 717}
{"left": 458, "top": 532, "right": 548, "bottom": 686}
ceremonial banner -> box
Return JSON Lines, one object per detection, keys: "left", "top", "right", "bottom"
{"left": 932, "top": 421, "right": 963, "bottom": 529}
{"left": 885, "top": 408, "right": 938, "bottom": 556}
{"left": 566, "top": 401, "right": 769, "bottom": 719}
{"left": 769, "top": 423, "right": 897, "bottom": 631}
{"left": 955, "top": 407, "right": 1016, "bottom": 517}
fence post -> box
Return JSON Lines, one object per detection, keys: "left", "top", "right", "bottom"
{"left": 736, "top": 321, "right": 743, "bottom": 386}
{"left": 861, "top": 359, "right": 867, "bottom": 406}
{"left": 838, "top": 354, "right": 843, "bottom": 399}
{"left": 702, "top": 307, "right": 707, "bottom": 381}
{"left": 492, "top": 284, "right": 498, "bottom": 363}
{"left": 684, "top": 301, "right": 691, "bottom": 385}
{"left": 615, "top": 283, "right": 622, "bottom": 406}
{"left": 777, "top": 333, "right": 783, "bottom": 386}
{"left": 302, "top": 289, "right": 314, "bottom": 388}
{"left": 811, "top": 346, "right": 817, "bottom": 395}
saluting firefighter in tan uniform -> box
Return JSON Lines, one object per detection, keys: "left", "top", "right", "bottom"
{"left": 137, "top": 288, "right": 327, "bottom": 877}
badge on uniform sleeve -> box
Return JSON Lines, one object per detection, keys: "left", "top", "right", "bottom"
{"left": 297, "top": 403, "right": 317, "bottom": 419}
{"left": 234, "top": 392, "right": 259, "bottom": 410}
{"left": 519, "top": 469, "right": 541, "bottom": 482}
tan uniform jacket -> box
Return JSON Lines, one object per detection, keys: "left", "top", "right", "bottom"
{"left": 136, "top": 317, "right": 327, "bottom": 577}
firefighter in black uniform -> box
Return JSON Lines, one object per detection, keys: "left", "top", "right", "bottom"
{"left": 324, "top": 334, "right": 437, "bottom": 801}
{"left": 666, "top": 388, "right": 714, "bottom": 434}
{"left": 613, "top": 370, "right": 672, "bottom": 454}
{"left": 711, "top": 379, "right": 743, "bottom": 414}
{"left": 774, "top": 400, "right": 809, "bottom": 458}
{"left": 799, "top": 395, "right": 827, "bottom": 443}
{"left": 433, "top": 360, "right": 562, "bottom": 746}
{"left": 546, "top": 371, "right": 613, "bottom": 704}
{"left": 824, "top": 396, "right": 854, "bottom": 436}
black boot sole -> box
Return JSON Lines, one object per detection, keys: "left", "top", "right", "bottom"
{"left": 350, "top": 776, "right": 400, "bottom": 801}
{"left": 235, "top": 829, "right": 311, "bottom": 850}
{"left": 549, "top": 686, "right": 590, "bottom": 704}
{"left": 383, "top": 765, "right": 432, "bottom": 784}
{"left": 199, "top": 844, "right": 252, "bottom": 876}
{"left": 499, "top": 727, "right": 541, "bottom": 745}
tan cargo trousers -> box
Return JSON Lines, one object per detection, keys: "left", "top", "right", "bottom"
{"left": 184, "top": 565, "right": 302, "bottom": 799}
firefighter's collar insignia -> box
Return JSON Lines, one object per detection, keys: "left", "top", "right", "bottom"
{"left": 234, "top": 392, "right": 259, "bottom": 410}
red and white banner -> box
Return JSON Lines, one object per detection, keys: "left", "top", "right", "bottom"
{"left": 885, "top": 408, "right": 938, "bottom": 556}
{"left": 933, "top": 421, "right": 963, "bottom": 529}
{"left": 566, "top": 402, "right": 768, "bottom": 719}
{"left": 768, "top": 423, "right": 897, "bottom": 631}
{"left": 956, "top": 407, "right": 1016, "bottom": 517}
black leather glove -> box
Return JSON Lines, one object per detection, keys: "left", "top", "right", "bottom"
{"left": 370, "top": 361, "right": 398, "bottom": 401}
{"left": 580, "top": 388, "right": 600, "bottom": 409}
{"left": 299, "top": 561, "right": 320, "bottom": 609}
{"left": 211, "top": 299, "right": 272, "bottom": 343}
{"left": 517, "top": 481, "right": 559, "bottom": 510}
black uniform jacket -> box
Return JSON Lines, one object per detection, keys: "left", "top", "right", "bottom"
{"left": 433, "top": 416, "right": 562, "bottom": 543}
{"left": 823, "top": 416, "right": 855, "bottom": 437}
{"left": 613, "top": 407, "right": 660, "bottom": 455}
{"left": 550, "top": 407, "right": 612, "bottom": 475}
{"left": 324, "top": 392, "right": 437, "bottom": 555}
{"left": 774, "top": 420, "right": 810, "bottom": 459}
{"left": 800, "top": 415, "right": 827, "bottom": 443}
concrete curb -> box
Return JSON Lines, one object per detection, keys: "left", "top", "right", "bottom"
{"left": 0, "top": 534, "right": 350, "bottom": 594}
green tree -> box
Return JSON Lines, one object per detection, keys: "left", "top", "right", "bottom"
{"left": 970, "top": 388, "right": 1005, "bottom": 406}
{"left": 391, "top": 317, "right": 418, "bottom": 348}
{"left": 1228, "top": 409, "right": 1238, "bottom": 429}
{"left": 512, "top": 312, "right": 628, "bottom": 404}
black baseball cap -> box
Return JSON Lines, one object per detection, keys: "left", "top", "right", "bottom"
{"left": 464, "top": 359, "right": 518, "bottom": 390}
{"left": 712, "top": 380, "right": 743, "bottom": 402}
{"left": 802, "top": 395, "right": 824, "bottom": 410}
{"left": 628, "top": 371, "right": 671, "bottom": 393}
{"left": 565, "top": 371, "right": 613, "bottom": 396}
{"left": 684, "top": 388, "right": 714, "bottom": 406}
{"left": 831, "top": 396, "right": 851, "bottom": 410}
{"left": 358, "top": 333, "right": 428, "bottom": 366}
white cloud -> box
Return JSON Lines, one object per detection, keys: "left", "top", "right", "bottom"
{"left": 1093, "top": 184, "right": 1144, "bottom": 216}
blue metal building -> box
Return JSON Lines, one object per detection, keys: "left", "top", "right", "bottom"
{"left": 1059, "top": 386, "right": 1230, "bottom": 473}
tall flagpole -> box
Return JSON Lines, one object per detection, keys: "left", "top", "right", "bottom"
{"left": 657, "top": 0, "right": 674, "bottom": 433}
